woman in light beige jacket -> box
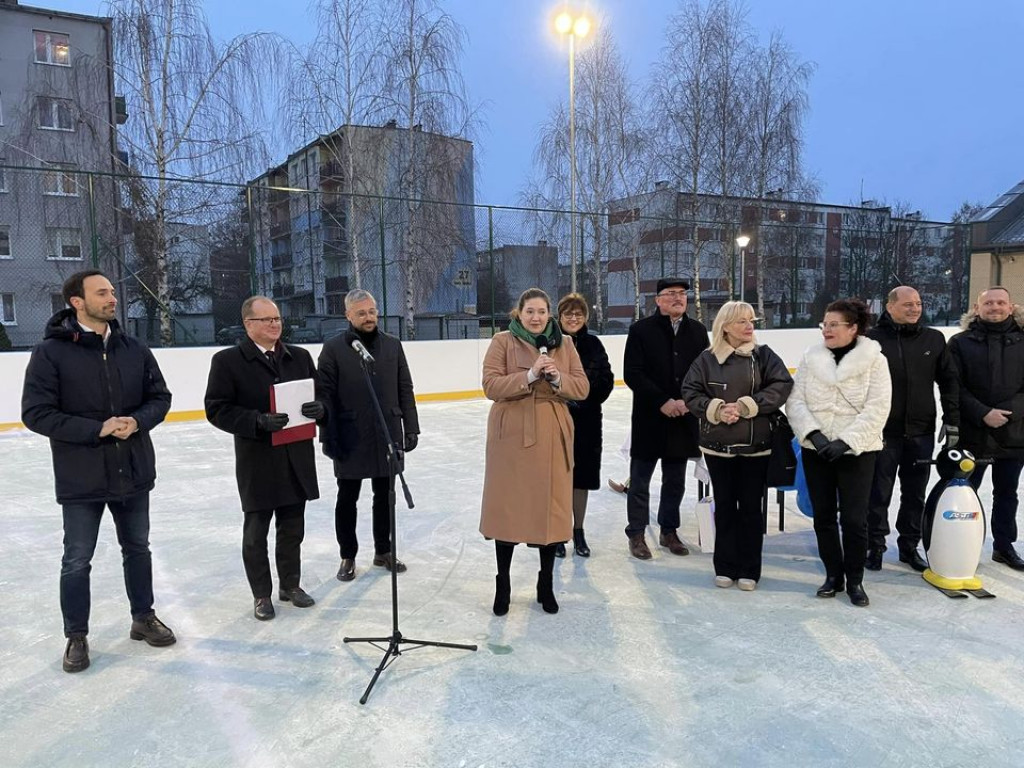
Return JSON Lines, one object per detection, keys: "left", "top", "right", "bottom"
{"left": 480, "top": 288, "right": 589, "bottom": 616}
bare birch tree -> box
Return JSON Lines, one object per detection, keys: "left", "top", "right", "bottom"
{"left": 376, "top": 0, "right": 475, "bottom": 339}
{"left": 110, "top": 0, "right": 278, "bottom": 344}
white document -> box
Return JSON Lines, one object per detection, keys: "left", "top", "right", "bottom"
{"left": 271, "top": 378, "right": 315, "bottom": 427}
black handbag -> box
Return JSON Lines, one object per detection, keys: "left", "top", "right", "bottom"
{"left": 765, "top": 411, "right": 797, "bottom": 487}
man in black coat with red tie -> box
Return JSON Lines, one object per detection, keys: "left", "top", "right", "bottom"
{"left": 205, "top": 296, "right": 324, "bottom": 621}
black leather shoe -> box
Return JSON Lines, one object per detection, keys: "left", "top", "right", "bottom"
{"left": 659, "top": 529, "right": 690, "bottom": 556}
{"left": 573, "top": 529, "right": 591, "bottom": 557}
{"left": 898, "top": 547, "right": 928, "bottom": 572}
{"left": 129, "top": 614, "right": 176, "bottom": 646}
{"left": 63, "top": 635, "right": 89, "bottom": 673}
{"left": 536, "top": 570, "right": 559, "bottom": 614}
{"left": 993, "top": 547, "right": 1024, "bottom": 571}
{"left": 372, "top": 552, "right": 407, "bottom": 573}
{"left": 848, "top": 582, "right": 870, "bottom": 607}
{"left": 279, "top": 587, "right": 315, "bottom": 608}
{"left": 865, "top": 548, "right": 883, "bottom": 571}
{"left": 554, "top": 542, "right": 566, "bottom": 558}
{"left": 816, "top": 577, "right": 845, "bottom": 598}
{"left": 493, "top": 574, "right": 511, "bottom": 616}
{"left": 254, "top": 597, "right": 275, "bottom": 621}
{"left": 337, "top": 558, "right": 356, "bottom": 581}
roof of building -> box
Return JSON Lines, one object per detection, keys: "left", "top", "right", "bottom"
{"left": 0, "top": 1, "right": 112, "bottom": 25}
{"left": 971, "top": 179, "right": 1024, "bottom": 249}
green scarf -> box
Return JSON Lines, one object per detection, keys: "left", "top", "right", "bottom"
{"left": 508, "top": 317, "right": 562, "bottom": 349}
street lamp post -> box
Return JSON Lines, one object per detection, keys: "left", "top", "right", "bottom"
{"left": 555, "top": 10, "right": 590, "bottom": 293}
{"left": 736, "top": 234, "right": 751, "bottom": 303}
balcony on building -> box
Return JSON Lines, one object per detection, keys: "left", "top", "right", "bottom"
{"left": 269, "top": 221, "right": 290, "bottom": 239}
{"left": 272, "top": 283, "right": 294, "bottom": 299}
{"left": 271, "top": 250, "right": 292, "bottom": 269}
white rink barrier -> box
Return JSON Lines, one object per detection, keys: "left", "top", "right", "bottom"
{"left": 0, "top": 326, "right": 960, "bottom": 430}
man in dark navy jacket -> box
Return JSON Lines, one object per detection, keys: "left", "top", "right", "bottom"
{"left": 623, "top": 277, "right": 709, "bottom": 560}
{"left": 205, "top": 296, "right": 323, "bottom": 620}
{"left": 22, "top": 270, "right": 176, "bottom": 673}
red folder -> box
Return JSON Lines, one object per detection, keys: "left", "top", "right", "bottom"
{"left": 269, "top": 384, "right": 317, "bottom": 446}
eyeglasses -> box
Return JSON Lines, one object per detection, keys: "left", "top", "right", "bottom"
{"left": 819, "top": 321, "right": 851, "bottom": 331}
{"left": 658, "top": 290, "right": 687, "bottom": 298}
{"left": 562, "top": 311, "right": 585, "bottom": 319}
{"left": 246, "top": 316, "right": 282, "bottom": 325}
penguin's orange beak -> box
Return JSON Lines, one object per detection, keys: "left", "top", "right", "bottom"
{"left": 960, "top": 458, "right": 975, "bottom": 473}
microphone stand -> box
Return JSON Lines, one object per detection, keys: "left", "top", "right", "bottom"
{"left": 343, "top": 352, "right": 476, "bottom": 704}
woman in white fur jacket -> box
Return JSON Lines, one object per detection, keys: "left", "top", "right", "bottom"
{"left": 788, "top": 298, "right": 891, "bottom": 607}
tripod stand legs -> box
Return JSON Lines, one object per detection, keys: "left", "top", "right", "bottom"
{"left": 343, "top": 632, "right": 478, "bottom": 705}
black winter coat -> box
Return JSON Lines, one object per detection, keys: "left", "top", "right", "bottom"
{"left": 867, "top": 311, "right": 958, "bottom": 437}
{"left": 948, "top": 313, "right": 1024, "bottom": 459}
{"left": 22, "top": 312, "right": 171, "bottom": 503}
{"left": 564, "top": 326, "right": 615, "bottom": 489}
{"left": 624, "top": 311, "right": 710, "bottom": 461}
{"left": 681, "top": 344, "right": 793, "bottom": 455}
{"left": 205, "top": 337, "right": 320, "bottom": 512}
{"left": 316, "top": 330, "right": 419, "bottom": 479}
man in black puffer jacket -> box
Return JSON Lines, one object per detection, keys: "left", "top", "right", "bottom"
{"left": 948, "top": 287, "right": 1024, "bottom": 571}
{"left": 22, "top": 270, "right": 175, "bottom": 674}
{"left": 865, "top": 286, "right": 959, "bottom": 572}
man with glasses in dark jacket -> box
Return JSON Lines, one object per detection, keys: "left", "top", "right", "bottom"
{"left": 22, "top": 270, "right": 176, "bottom": 673}
{"left": 865, "top": 286, "right": 959, "bottom": 572}
{"left": 623, "top": 278, "right": 709, "bottom": 560}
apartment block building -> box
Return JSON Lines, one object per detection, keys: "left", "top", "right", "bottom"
{"left": 247, "top": 123, "right": 476, "bottom": 339}
{"left": 0, "top": 0, "right": 124, "bottom": 347}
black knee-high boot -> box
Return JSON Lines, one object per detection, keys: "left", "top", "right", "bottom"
{"left": 494, "top": 541, "right": 514, "bottom": 616}
{"left": 536, "top": 544, "right": 559, "bottom": 614}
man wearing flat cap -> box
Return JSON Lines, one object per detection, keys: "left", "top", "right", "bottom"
{"left": 622, "top": 277, "right": 709, "bottom": 560}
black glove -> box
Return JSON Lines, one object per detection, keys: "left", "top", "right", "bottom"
{"left": 808, "top": 430, "right": 830, "bottom": 453}
{"left": 404, "top": 432, "right": 419, "bottom": 452}
{"left": 819, "top": 439, "right": 850, "bottom": 462}
{"left": 257, "top": 412, "right": 289, "bottom": 432}
{"left": 943, "top": 425, "right": 960, "bottom": 449}
{"left": 300, "top": 400, "right": 325, "bottom": 420}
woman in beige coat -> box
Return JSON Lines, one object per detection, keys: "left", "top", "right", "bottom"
{"left": 480, "top": 288, "right": 589, "bottom": 615}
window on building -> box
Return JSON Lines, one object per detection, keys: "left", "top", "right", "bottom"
{"left": 0, "top": 226, "right": 10, "bottom": 258}
{"left": 46, "top": 228, "right": 82, "bottom": 260}
{"left": 51, "top": 293, "right": 66, "bottom": 315}
{"left": 0, "top": 162, "right": 6, "bottom": 193}
{"left": 42, "top": 164, "right": 78, "bottom": 196}
{"left": 0, "top": 293, "right": 15, "bottom": 325}
{"left": 34, "top": 31, "right": 71, "bottom": 66}
{"left": 38, "top": 97, "right": 75, "bottom": 131}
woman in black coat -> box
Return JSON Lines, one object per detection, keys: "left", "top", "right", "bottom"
{"left": 556, "top": 293, "right": 615, "bottom": 557}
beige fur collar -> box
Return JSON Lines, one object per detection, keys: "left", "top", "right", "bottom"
{"left": 712, "top": 339, "right": 756, "bottom": 364}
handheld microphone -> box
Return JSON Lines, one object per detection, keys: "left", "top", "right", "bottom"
{"left": 345, "top": 330, "right": 375, "bottom": 364}
{"left": 535, "top": 335, "right": 556, "bottom": 382}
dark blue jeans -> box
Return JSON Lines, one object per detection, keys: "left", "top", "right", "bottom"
{"left": 61, "top": 494, "right": 154, "bottom": 637}
{"left": 625, "top": 458, "right": 686, "bottom": 537}
{"left": 969, "top": 458, "right": 1024, "bottom": 552}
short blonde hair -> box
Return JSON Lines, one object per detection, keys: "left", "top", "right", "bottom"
{"left": 711, "top": 301, "right": 755, "bottom": 347}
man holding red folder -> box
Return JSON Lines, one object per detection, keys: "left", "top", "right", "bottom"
{"left": 205, "top": 296, "right": 324, "bottom": 621}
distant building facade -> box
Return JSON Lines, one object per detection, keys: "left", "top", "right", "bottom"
{"left": 476, "top": 240, "right": 559, "bottom": 326}
{"left": 606, "top": 185, "right": 962, "bottom": 328}
{"left": 970, "top": 180, "right": 1024, "bottom": 304}
{"left": 247, "top": 123, "right": 476, "bottom": 339}
{"left": 0, "top": 0, "right": 123, "bottom": 347}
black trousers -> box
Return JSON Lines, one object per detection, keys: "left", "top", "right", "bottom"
{"left": 625, "top": 458, "right": 686, "bottom": 537}
{"left": 803, "top": 450, "right": 877, "bottom": 585}
{"left": 970, "top": 458, "right": 1024, "bottom": 551}
{"left": 336, "top": 476, "right": 393, "bottom": 559}
{"left": 866, "top": 434, "right": 934, "bottom": 551}
{"left": 242, "top": 502, "right": 305, "bottom": 598}
{"left": 705, "top": 455, "right": 769, "bottom": 582}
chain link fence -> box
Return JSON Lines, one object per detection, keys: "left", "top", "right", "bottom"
{"left": 0, "top": 163, "right": 971, "bottom": 349}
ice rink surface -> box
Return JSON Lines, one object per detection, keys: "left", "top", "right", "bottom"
{"left": 2, "top": 388, "right": 1023, "bottom": 768}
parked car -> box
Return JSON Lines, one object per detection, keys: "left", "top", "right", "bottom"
{"left": 215, "top": 325, "right": 247, "bottom": 345}
{"left": 287, "top": 326, "right": 321, "bottom": 343}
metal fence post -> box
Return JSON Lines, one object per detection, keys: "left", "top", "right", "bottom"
{"left": 488, "top": 205, "right": 495, "bottom": 335}
{"left": 379, "top": 195, "right": 388, "bottom": 334}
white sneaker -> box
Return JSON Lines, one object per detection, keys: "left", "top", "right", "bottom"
{"left": 737, "top": 578, "right": 757, "bottom": 591}
{"left": 714, "top": 575, "right": 734, "bottom": 589}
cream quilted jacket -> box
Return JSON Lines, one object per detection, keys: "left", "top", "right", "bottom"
{"left": 787, "top": 336, "right": 892, "bottom": 455}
